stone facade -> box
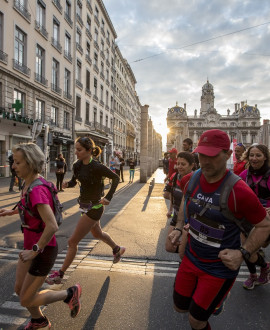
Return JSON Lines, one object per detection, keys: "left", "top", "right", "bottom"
{"left": 166, "top": 80, "right": 261, "bottom": 151}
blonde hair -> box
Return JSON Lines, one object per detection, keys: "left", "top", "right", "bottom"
{"left": 12, "top": 143, "right": 45, "bottom": 174}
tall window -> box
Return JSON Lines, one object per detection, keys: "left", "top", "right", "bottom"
{"left": 53, "top": 18, "right": 60, "bottom": 42}
{"left": 101, "top": 61, "right": 104, "bottom": 74}
{"left": 100, "top": 85, "right": 103, "bottom": 101}
{"left": 86, "top": 70, "right": 90, "bottom": 90}
{"left": 76, "top": 0, "right": 82, "bottom": 16}
{"left": 93, "top": 108, "right": 97, "bottom": 123}
{"left": 76, "top": 60, "right": 81, "bottom": 82}
{"left": 101, "top": 40, "right": 104, "bottom": 52}
{"left": 65, "top": 0, "right": 72, "bottom": 17}
{"left": 63, "top": 111, "right": 70, "bottom": 129}
{"left": 85, "top": 102, "right": 90, "bottom": 122}
{"left": 100, "top": 112, "right": 103, "bottom": 124}
{"left": 94, "top": 78, "right": 97, "bottom": 96}
{"left": 86, "top": 15, "right": 91, "bottom": 31}
{"left": 106, "top": 90, "right": 109, "bottom": 106}
{"left": 94, "top": 53, "right": 98, "bottom": 66}
{"left": 76, "top": 27, "right": 81, "bottom": 46}
{"left": 15, "top": 26, "right": 26, "bottom": 65}
{"left": 65, "top": 32, "right": 71, "bottom": 55}
{"left": 52, "top": 58, "right": 59, "bottom": 87}
{"left": 95, "top": 6, "right": 99, "bottom": 18}
{"left": 36, "top": 44, "right": 45, "bottom": 78}
{"left": 13, "top": 89, "right": 25, "bottom": 115}
{"left": 76, "top": 95, "right": 81, "bottom": 118}
{"left": 64, "top": 68, "right": 71, "bottom": 95}
{"left": 94, "top": 29, "right": 98, "bottom": 42}
{"left": 36, "top": 0, "right": 46, "bottom": 27}
{"left": 36, "top": 99, "right": 45, "bottom": 122}
{"left": 51, "top": 106, "right": 58, "bottom": 125}
{"left": 106, "top": 115, "right": 108, "bottom": 127}
{"left": 86, "top": 42, "right": 90, "bottom": 56}
{"left": 101, "top": 19, "right": 105, "bottom": 30}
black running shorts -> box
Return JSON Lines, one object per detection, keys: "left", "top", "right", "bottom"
{"left": 28, "top": 244, "right": 58, "bottom": 277}
{"left": 86, "top": 205, "right": 104, "bottom": 221}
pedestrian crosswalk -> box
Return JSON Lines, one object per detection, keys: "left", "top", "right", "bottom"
{"left": 0, "top": 240, "right": 257, "bottom": 328}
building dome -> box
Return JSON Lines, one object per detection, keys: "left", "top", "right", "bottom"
{"left": 202, "top": 80, "right": 213, "bottom": 92}
{"left": 239, "top": 104, "right": 260, "bottom": 117}
{"left": 167, "top": 102, "right": 186, "bottom": 116}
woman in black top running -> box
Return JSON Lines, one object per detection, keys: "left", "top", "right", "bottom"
{"left": 46, "top": 137, "right": 125, "bottom": 285}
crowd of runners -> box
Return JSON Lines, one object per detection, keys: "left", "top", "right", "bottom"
{"left": 0, "top": 129, "right": 270, "bottom": 329}
{"left": 164, "top": 129, "right": 270, "bottom": 330}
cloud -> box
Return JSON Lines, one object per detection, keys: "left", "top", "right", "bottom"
{"left": 103, "top": 0, "right": 270, "bottom": 144}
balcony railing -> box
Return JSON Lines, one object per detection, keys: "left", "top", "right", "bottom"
{"left": 51, "top": 83, "right": 62, "bottom": 95}
{"left": 106, "top": 59, "right": 110, "bottom": 67}
{"left": 75, "top": 115, "right": 82, "bottom": 122}
{"left": 100, "top": 50, "right": 105, "bottom": 59}
{"left": 51, "top": 37, "right": 62, "bottom": 53}
{"left": 76, "top": 42, "right": 83, "bottom": 54}
{"left": 13, "top": 59, "right": 30, "bottom": 76}
{"left": 93, "top": 94, "right": 98, "bottom": 102}
{"left": 94, "top": 15, "right": 100, "bottom": 27}
{"left": 94, "top": 41, "right": 99, "bottom": 52}
{"left": 101, "top": 27, "right": 105, "bottom": 38}
{"left": 35, "top": 21, "right": 48, "bottom": 39}
{"left": 35, "top": 73, "right": 48, "bottom": 86}
{"left": 52, "top": 0, "right": 62, "bottom": 13}
{"left": 64, "top": 12, "right": 73, "bottom": 27}
{"left": 106, "top": 79, "right": 110, "bottom": 87}
{"left": 86, "top": 0, "right": 93, "bottom": 13}
{"left": 86, "top": 28, "right": 92, "bottom": 41}
{"left": 85, "top": 88, "right": 91, "bottom": 97}
{"left": 64, "top": 91, "right": 72, "bottom": 101}
{"left": 14, "top": 0, "right": 31, "bottom": 22}
{"left": 93, "top": 64, "right": 99, "bottom": 73}
{"left": 0, "top": 50, "right": 8, "bottom": 64}
{"left": 100, "top": 72, "right": 105, "bottom": 80}
{"left": 76, "top": 79, "right": 83, "bottom": 89}
{"left": 76, "top": 13, "right": 83, "bottom": 27}
{"left": 64, "top": 50, "right": 72, "bottom": 63}
{"left": 99, "top": 100, "right": 104, "bottom": 107}
{"left": 85, "top": 54, "right": 92, "bottom": 66}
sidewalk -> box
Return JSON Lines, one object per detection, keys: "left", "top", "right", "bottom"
{"left": 0, "top": 166, "right": 139, "bottom": 194}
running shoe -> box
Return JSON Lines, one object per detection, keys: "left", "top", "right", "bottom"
{"left": 24, "top": 316, "right": 51, "bottom": 329}
{"left": 45, "top": 270, "right": 64, "bottom": 285}
{"left": 256, "top": 262, "right": 270, "bottom": 285}
{"left": 213, "top": 292, "right": 230, "bottom": 316}
{"left": 113, "top": 246, "right": 126, "bottom": 264}
{"left": 243, "top": 274, "right": 258, "bottom": 290}
{"left": 67, "top": 283, "right": 82, "bottom": 318}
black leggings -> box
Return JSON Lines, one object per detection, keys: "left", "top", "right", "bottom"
{"left": 56, "top": 173, "right": 65, "bottom": 190}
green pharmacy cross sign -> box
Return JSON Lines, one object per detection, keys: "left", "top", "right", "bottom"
{"left": 12, "top": 99, "right": 23, "bottom": 113}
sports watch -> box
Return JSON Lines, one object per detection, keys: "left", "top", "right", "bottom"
{"left": 32, "top": 244, "right": 43, "bottom": 253}
{"left": 239, "top": 247, "right": 251, "bottom": 261}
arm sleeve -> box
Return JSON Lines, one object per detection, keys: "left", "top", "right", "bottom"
{"left": 97, "top": 163, "right": 120, "bottom": 201}
{"left": 67, "top": 163, "right": 78, "bottom": 188}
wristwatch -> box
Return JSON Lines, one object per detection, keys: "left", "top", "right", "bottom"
{"left": 32, "top": 244, "right": 43, "bottom": 253}
{"left": 239, "top": 247, "right": 251, "bottom": 261}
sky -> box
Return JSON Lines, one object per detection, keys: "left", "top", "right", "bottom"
{"left": 103, "top": 0, "right": 270, "bottom": 146}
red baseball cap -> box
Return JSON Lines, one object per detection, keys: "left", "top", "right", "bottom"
{"left": 193, "top": 129, "right": 230, "bottom": 156}
{"left": 169, "top": 148, "right": 178, "bottom": 154}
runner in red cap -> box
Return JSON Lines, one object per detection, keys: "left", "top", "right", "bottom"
{"left": 165, "top": 148, "right": 178, "bottom": 182}
{"left": 169, "top": 129, "right": 270, "bottom": 330}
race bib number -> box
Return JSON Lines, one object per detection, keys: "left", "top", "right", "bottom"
{"left": 189, "top": 214, "right": 225, "bottom": 248}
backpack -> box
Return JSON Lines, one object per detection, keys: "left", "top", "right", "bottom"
{"left": 184, "top": 169, "right": 253, "bottom": 237}
{"left": 15, "top": 177, "right": 63, "bottom": 232}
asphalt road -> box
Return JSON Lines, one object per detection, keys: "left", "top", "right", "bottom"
{"left": 0, "top": 168, "right": 270, "bottom": 330}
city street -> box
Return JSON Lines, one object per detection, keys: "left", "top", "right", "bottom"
{"left": 0, "top": 168, "right": 269, "bottom": 330}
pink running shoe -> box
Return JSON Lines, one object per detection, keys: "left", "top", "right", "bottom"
{"left": 24, "top": 316, "right": 51, "bottom": 329}
{"left": 256, "top": 262, "right": 270, "bottom": 285}
{"left": 45, "top": 270, "right": 64, "bottom": 285}
{"left": 67, "top": 283, "right": 82, "bottom": 318}
{"left": 243, "top": 274, "right": 258, "bottom": 290}
{"left": 113, "top": 246, "right": 126, "bottom": 264}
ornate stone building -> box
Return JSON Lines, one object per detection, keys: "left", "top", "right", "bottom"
{"left": 166, "top": 80, "right": 261, "bottom": 151}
